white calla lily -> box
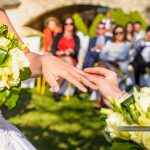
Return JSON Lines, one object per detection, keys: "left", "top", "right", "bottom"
{"left": 0, "top": 36, "right": 10, "bottom": 47}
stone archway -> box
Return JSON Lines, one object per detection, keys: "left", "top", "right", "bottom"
{"left": 26, "top": 4, "right": 109, "bottom": 32}
{"left": 0, "top": 0, "right": 20, "bottom": 8}
{"left": 5, "top": 0, "right": 150, "bottom": 36}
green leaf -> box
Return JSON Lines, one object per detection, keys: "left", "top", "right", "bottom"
{"left": 6, "top": 32, "right": 15, "bottom": 41}
{"left": 99, "top": 114, "right": 107, "bottom": 127}
{"left": 73, "top": 13, "right": 88, "bottom": 35}
{"left": 7, "top": 38, "right": 19, "bottom": 49}
{"left": 0, "top": 46, "right": 8, "bottom": 51}
{"left": 129, "top": 105, "right": 139, "bottom": 123}
{"left": 0, "top": 24, "right": 8, "bottom": 36}
{"left": 0, "top": 54, "right": 11, "bottom": 67}
{"left": 111, "top": 140, "right": 141, "bottom": 150}
{"left": 124, "top": 111, "right": 134, "bottom": 124}
{"left": 4, "top": 84, "right": 21, "bottom": 109}
{"left": 20, "top": 67, "right": 31, "bottom": 81}
{"left": 121, "top": 95, "right": 135, "bottom": 108}
{"left": 89, "top": 14, "right": 105, "bottom": 38}
{"left": 99, "top": 114, "right": 107, "bottom": 121}
{"left": 0, "top": 48, "right": 8, "bottom": 65}
{"left": 0, "top": 89, "right": 10, "bottom": 106}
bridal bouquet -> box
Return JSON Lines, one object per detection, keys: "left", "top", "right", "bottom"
{"left": 101, "top": 87, "right": 150, "bottom": 150}
{"left": 0, "top": 24, "right": 31, "bottom": 109}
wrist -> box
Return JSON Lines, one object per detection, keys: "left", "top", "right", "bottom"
{"left": 26, "top": 52, "right": 43, "bottom": 77}
{"left": 112, "top": 89, "right": 131, "bottom": 101}
{"left": 23, "top": 48, "right": 30, "bottom": 54}
{"left": 111, "top": 89, "right": 123, "bottom": 99}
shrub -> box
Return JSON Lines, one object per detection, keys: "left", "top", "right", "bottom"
{"left": 108, "top": 8, "right": 129, "bottom": 26}
{"left": 89, "top": 14, "right": 105, "bottom": 38}
{"left": 108, "top": 8, "right": 147, "bottom": 28}
{"left": 72, "top": 9, "right": 147, "bottom": 38}
{"left": 72, "top": 13, "right": 88, "bottom": 35}
{"left": 128, "top": 11, "right": 147, "bottom": 28}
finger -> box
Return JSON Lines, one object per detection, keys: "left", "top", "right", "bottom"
{"left": 81, "top": 76, "right": 98, "bottom": 90}
{"left": 71, "top": 68, "right": 98, "bottom": 90}
{"left": 103, "top": 98, "right": 112, "bottom": 107}
{"left": 67, "top": 76, "right": 87, "bottom": 93}
{"left": 70, "top": 65, "right": 84, "bottom": 75}
{"left": 84, "top": 73, "right": 103, "bottom": 85}
{"left": 63, "top": 71, "right": 87, "bottom": 93}
{"left": 44, "top": 72, "right": 60, "bottom": 92}
{"left": 84, "top": 67, "right": 112, "bottom": 77}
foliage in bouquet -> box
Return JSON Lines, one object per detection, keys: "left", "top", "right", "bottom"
{"left": 100, "top": 87, "right": 150, "bottom": 150}
{"left": 0, "top": 24, "right": 31, "bottom": 109}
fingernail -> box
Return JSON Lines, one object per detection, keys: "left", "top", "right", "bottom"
{"left": 53, "top": 86, "right": 59, "bottom": 92}
{"left": 83, "top": 88, "right": 87, "bottom": 93}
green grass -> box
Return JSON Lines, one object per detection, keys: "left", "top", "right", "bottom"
{"left": 1, "top": 89, "right": 110, "bottom": 150}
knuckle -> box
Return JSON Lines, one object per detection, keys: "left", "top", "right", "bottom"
{"left": 62, "top": 70, "right": 69, "bottom": 76}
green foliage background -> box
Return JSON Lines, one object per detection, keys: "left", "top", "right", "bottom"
{"left": 73, "top": 8, "right": 147, "bottom": 38}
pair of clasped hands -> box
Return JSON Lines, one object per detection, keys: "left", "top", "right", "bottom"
{"left": 35, "top": 54, "right": 124, "bottom": 104}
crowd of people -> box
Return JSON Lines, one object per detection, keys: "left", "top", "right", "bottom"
{"left": 43, "top": 15, "right": 150, "bottom": 102}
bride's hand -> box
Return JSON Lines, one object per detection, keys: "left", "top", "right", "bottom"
{"left": 40, "top": 54, "right": 98, "bottom": 92}
{"left": 84, "top": 67, "right": 123, "bottom": 99}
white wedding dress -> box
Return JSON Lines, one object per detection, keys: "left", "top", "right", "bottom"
{"left": 0, "top": 110, "right": 37, "bottom": 150}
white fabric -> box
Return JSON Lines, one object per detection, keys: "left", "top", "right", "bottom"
{"left": 77, "top": 31, "right": 89, "bottom": 70}
{"left": 134, "top": 30, "right": 145, "bottom": 42}
{"left": 21, "top": 78, "right": 36, "bottom": 88}
{"left": 141, "top": 46, "right": 150, "bottom": 63}
{"left": 0, "top": 110, "right": 37, "bottom": 150}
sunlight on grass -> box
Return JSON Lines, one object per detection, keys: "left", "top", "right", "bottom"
{"left": 6, "top": 89, "right": 110, "bottom": 150}
{"left": 9, "top": 111, "right": 61, "bottom": 128}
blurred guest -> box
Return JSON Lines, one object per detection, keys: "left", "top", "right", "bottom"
{"left": 51, "top": 16, "right": 80, "bottom": 101}
{"left": 52, "top": 16, "right": 79, "bottom": 66}
{"left": 83, "top": 22, "right": 111, "bottom": 68}
{"left": 134, "top": 21, "right": 145, "bottom": 42}
{"left": 43, "top": 17, "right": 61, "bottom": 52}
{"left": 83, "top": 22, "right": 111, "bottom": 109}
{"left": 131, "top": 26, "right": 150, "bottom": 86}
{"left": 102, "top": 12, "right": 113, "bottom": 37}
{"left": 98, "top": 25, "right": 132, "bottom": 108}
{"left": 99, "top": 25, "right": 131, "bottom": 73}
{"left": 125, "top": 22, "right": 134, "bottom": 42}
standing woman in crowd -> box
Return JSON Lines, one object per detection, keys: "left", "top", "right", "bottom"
{"left": 52, "top": 16, "right": 80, "bottom": 66}
{"left": 43, "top": 17, "right": 62, "bottom": 52}
{"left": 43, "top": 17, "right": 61, "bottom": 95}
{"left": 51, "top": 16, "right": 80, "bottom": 100}
{"left": 125, "top": 22, "right": 134, "bottom": 43}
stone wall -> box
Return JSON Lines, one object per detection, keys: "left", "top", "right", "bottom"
{"left": 5, "top": 0, "right": 150, "bottom": 36}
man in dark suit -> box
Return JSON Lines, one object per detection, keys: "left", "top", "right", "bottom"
{"left": 83, "top": 22, "right": 111, "bottom": 68}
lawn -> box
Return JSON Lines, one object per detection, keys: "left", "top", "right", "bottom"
{"left": 2, "top": 88, "right": 110, "bottom": 150}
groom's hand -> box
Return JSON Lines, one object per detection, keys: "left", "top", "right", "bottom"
{"left": 84, "top": 67, "right": 123, "bottom": 99}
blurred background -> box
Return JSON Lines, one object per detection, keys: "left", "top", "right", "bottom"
{"left": 1, "top": 0, "right": 150, "bottom": 150}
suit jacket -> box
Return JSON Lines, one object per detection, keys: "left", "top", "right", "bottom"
{"left": 83, "top": 36, "right": 111, "bottom": 68}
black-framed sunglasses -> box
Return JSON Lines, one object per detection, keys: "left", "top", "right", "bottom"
{"left": 114, "top": 31, "right": 124, "bottom": 35}
{"left": 97, "top": 26, "right": 105, "bottom": 30}
{"left": 65, "top": 22, "right": 74, "bottom": 26}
